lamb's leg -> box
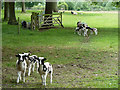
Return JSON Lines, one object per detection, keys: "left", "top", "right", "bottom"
{"left": 28, "top": 64, "right": 32, "bottom": 76}
{"left": 36, "top": 62, "right": 39, "bottom": 73}
{"left": 43, "top": 73, "right": 47, "bottom": 86}
{"left": 32, "top": 63, "right": 35, "bottom": 72}
{"left": 17, "top": 71, "right": 21, "bottom": 83}
{"left": 50, "top": 72, "right": 52, "bottom": 84}
{"left": 79, "top": 30, "right": 82, "bottom": 35}
{"left": 23, "top": 70, "right": 26, "bottom": 83}
{"left": 41, "top": 75, "right": 43, "bottom": 84}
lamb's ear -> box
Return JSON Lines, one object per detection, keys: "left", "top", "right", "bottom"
{"left": 43, "top": 58, "right": 47, "bottom": 61}
{"left": 41, "top": 58, "right": 46, "bottom": 64}
{"left": 36, "top": 57, "right": 39, "bottom": 60}
{"left": 34, "top": 56, "right": 37, "bottom": 59}
{"left": 28, "top": 51, "right": 31, "bottom": 55}
{"left": 15, "top": 54, "right": 19, "bottom": 57}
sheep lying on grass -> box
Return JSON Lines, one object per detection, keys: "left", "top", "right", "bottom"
{"left": 71, "top": 11, "right": 77, "bottom": 15}
{"left": 21, "top": 21, "right": 35, "bottom": 30}
{"left": 36, "top": 57, "right": 53, "bottom": 86}
{"left": 75, "top": 21, "right": 98, "bottom": 37}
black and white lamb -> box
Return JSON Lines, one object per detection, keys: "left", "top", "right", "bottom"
{"left": 27, "top": 55, "right": 38, "bottom": 76}
{"left": 16, "top": 54, "right": 27, "bottom": 83}
{"left": 22, "top": 53, "right": 38, "bottom": 76}
{"left": 36, "top": 57, "right": 53, "bottom": 86}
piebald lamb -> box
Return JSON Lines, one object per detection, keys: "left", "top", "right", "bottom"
{"left": 36, "top": 57, "right": 53, "bottom": 86}
{"left": 16, "top": 54, "right": 27, "bottom": 83}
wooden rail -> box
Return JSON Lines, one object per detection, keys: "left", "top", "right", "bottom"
{"left": 31, "top": 12, "right": 64, "bottom": 30}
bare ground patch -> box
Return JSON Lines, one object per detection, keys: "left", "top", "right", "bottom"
{"left": 2, "top": 46, "right": 118, "bottom": 88}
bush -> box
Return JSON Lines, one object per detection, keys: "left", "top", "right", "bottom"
{"left": 31, "top": 5, "right": 44, "bottom": 10}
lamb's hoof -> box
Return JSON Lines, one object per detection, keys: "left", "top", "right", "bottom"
{"left": 17, "top": 81, "right": 19, "bottom": 84}
{"left": 43, "top": 82, "right": 46, "bottom": 86}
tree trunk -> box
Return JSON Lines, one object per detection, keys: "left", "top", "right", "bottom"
{"left": 21, "top": 2, "right": 26, "bottom": 13}
{"left": 0, "top": 1, "right": 1, "bottom": 22}
{"left": 44, "top": 2, "right": 53, "bottom": 26}
{"left": 44, "top": 1, "right": 58, "bottom": 26}
{"left": 4, "top": 2, "right": 9, "bottom": 21}
{"left": 8, "top": 2, "right": 18, "bottom": 25}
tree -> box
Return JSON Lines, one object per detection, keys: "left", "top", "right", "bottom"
{"left": 0, "top": 1, "right": 1, "bottom": 22}
{"left": 66, "top": 2, "right": 75, "bottom": 10}
{"left": 4, "top": 2, "right": 9, "bottom": 21}
{"left": 45, "top": 1, "right": 58, "bottom": 14}
{"left": 58, "top": 2, "right": 68, "bottom": 10}
{"left": 8, "top": 2, "right": 18, "bottom": 25}
{"left": 25, "top": 2, "right": 39, "bottom": 9}
{"left": 44, "top": 0, "right": 58, "bottom": 26}
{"left": 112, "top": 2, "right": 120, "bottom": 8}
{"left": 22, "top": 2, "right": 26, "bottom": 13}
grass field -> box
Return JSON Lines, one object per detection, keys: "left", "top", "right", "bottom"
{"left": 2, "top": 10, "right": 118, "bottom": 88}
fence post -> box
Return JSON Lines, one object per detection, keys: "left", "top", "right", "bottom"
{"left": 61, "top": 12, "right": 62, "bottom": 25}
{"left": 31, "top": 15, "right": 33, "bottom": 30}
{"left": 35, "top": 12, "right": 37, "bottom": 29}
{"left": 18, "top": 17, "right": 20, "bottom": 34}
{"left": 37, "top": 13, "right": 40, "bottom": 29}
{"left": 60, "top": 12, "right": 64, "bottom": 28}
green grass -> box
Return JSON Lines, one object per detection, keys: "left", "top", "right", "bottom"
{"left": 2, "top": 10, "right": 118, "bottom": 88}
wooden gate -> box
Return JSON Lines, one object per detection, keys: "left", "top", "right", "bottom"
{"left": 31, "top": 12, "right": 64, "bottom": 30}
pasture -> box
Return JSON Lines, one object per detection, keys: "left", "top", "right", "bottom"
{"left": 2, "top": 10, "right": 118, "bottom": 88}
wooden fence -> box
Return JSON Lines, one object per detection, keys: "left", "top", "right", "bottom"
{"left": 31, "top": 12, "right": 64, "bottom": 30}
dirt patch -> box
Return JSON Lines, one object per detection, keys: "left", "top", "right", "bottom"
{"left": 39, "top": 26, "right": 58, "bottom": 32}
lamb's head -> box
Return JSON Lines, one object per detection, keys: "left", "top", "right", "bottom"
{"left": 36, "top": 57, "right": 47, "bottom": 65}
{"left": 29, "top": 55, "right": 38, "bottom": 63}
{"left": 32, "top": 55, "right": 38, "bottom": 59}
{"left": 77, "top": 21, "right": 82, "bottom": 27}
{"left": 28, "top": 56, "right": 36, "bottom": 63}
{"left": 16, "top": 54, "right": 26, "bottom": 61}
{"left": 22, "top": 52, "right": 31, "bottom": 57}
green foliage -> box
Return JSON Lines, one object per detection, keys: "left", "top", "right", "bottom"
{"left": 63, "top": 2, "right": 118, "bottom": 11}
{"left": 112, "top": 2, "right": 120, "bottom": 8}
{"left": 66, "top": 2, "right": 75, "bottom": 10}
{"left": 58, "top": 2, "right": 68, "bottom": 10}
{"left": 31, "top": 4, "right": 44, "bottom": 10}
{"left": 15, "top": 2, "right": 40, "bottom": 9}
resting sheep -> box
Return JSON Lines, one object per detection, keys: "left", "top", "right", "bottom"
{"left": 71, "top": 11, "right": 77, "bottom": 15}
{"left": 21, "top": 21, "right": 35, "bottom": 30}
{"left": 75, "top": 21, "right": 98, "bottom": 36}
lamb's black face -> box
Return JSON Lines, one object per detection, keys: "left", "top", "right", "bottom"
{"left": 16, "top": 54, "right": 26, "bottom": 61}
{"left": 22, "top": 52, "right": 31, "bottom": 57}
{"left": 32, "top": 55, "right": 37, "bottom": 59}
{"left": 37, "top": 57, "right": 47, "bottom": 65}
{"left": 28, "top": 56, "right": 36, "bottom": 63}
